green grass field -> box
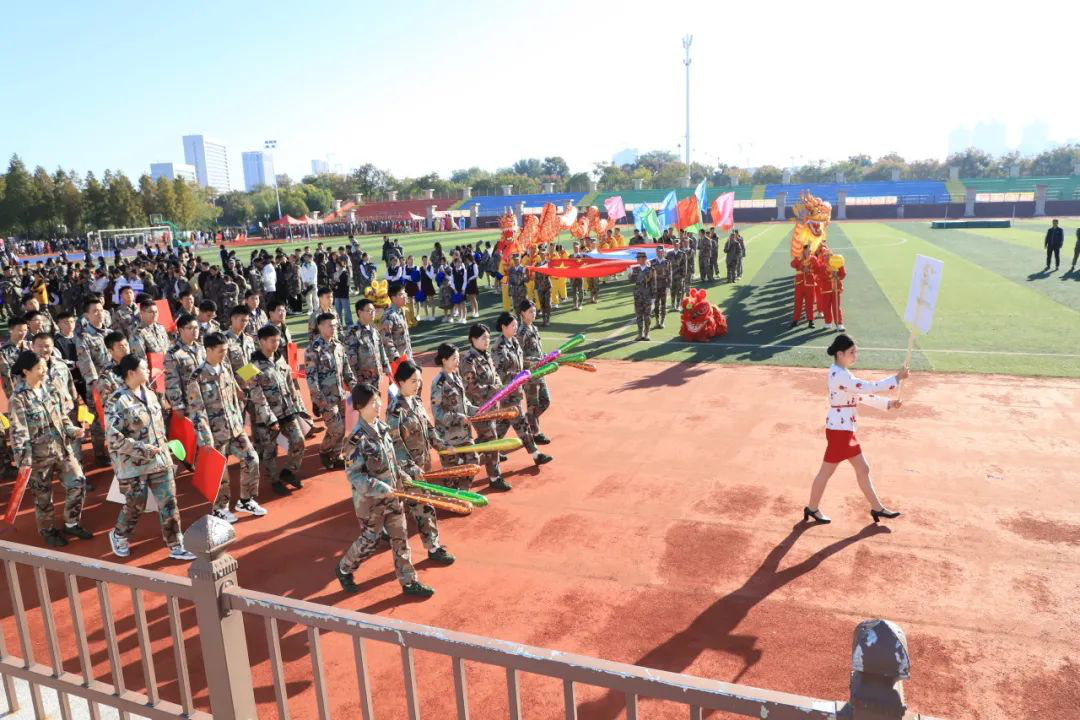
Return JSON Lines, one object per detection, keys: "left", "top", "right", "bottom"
{"left": 202, "top": 218, "right": 1080, "bottom": 378}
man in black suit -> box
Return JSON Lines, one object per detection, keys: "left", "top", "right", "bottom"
{"left": 1044, "top": 219, "right": 1064, "bottom": 271}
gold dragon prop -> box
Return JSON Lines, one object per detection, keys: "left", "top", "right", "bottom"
{"left": 790, "top": 190, "right": 832, "bottom": 258}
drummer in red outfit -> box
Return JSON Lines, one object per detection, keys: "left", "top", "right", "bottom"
{"left": 790, "top": 244, "right": 821, "bottom": 328}
{"left": 802, "top": 334, "right": 908, "bottom": 525}
{"left": 814, "top": 246, "right": 846, "bottom": 331}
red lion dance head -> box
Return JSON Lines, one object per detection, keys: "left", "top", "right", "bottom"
{"left": 679, "top": 288, "right": 728, "bottom": 342}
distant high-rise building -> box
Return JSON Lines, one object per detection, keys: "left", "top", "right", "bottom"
{"left": 242, "top": 151, "right": 276, "bottom": 191}
{"left": 971, "top": 121, "right": 1007, "bottom": 157}
{"left": 947, "top": 127, "right": 972, "bottom": 155}
{"left": 182, "top": 135, "right": 231, "bottom": 191}
{"left": 149, "top": 162, "right": 197, "bottom": 183}
{"left": 1019, "top": 121, "right": 1051, "bottom": 156}
{"left": 311, "top": 159, "right": 330, "bottom": 175}
{"left": 612, "top": 148, "right": 639, "bottom": 167}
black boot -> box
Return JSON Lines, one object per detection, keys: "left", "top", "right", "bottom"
{"left": 427, "top": 547, "right": 456, "bottom": 565}
{"left": 43, "top": 530, "right": 68, "bottom": 548}
{"left": 402, "top": 581, "right": 435, "bottom": 598}
{"left": 271, "top": 481, "right": 292, "bottom": 495}
{"left": 336, "top": 567, "right": 360, "bottom": 594}
{"left": 533, "top": 453, "right": 553, "bottom": 466}
{"left": 280, "top": 469, "right": 303, "bottom": 489}
{"left": 62, "top": 524, "right": 93, "bottom": 540}
{"left": 534, "top": 433, "right": 551, "bottom": 445}
{"left": 489, "top": 476, "right": 512, "bottom": 491}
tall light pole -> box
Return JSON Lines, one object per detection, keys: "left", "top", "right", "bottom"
{"left": 682, "top": 35, "right": 692, "bottom": 168}
{"left": 264, "top": 140, "right": 283, "bottom": 220}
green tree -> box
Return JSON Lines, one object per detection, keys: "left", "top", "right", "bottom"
{"left": 299, "top": 183, "right": 334, "bottom": 214}
{"left": 991, "top": 151, "right": 1029, "bottom": 178}
{"left": 651, "top": 161, "right": 689, "bottom": 188}
{"left": 635, "top": 151, "right": 679, "bottom": 174}
{"left": 152, "top": 176, "right": 178, "bottom": 222}
{"left": 0, "top": 155, "right": 38, "bottom": 234}
{"left": 594, "top": 163, "right": 629, "bottom": 190}
{"left": 710, "top": 165, "right": 750, "bottom": 186}
{"left": 217, "top": 191, "right": 256, "bottom": 226}
{"left": 53, "top": 169, "right": 83, "bottom": 232}
{"left": 541, "top": 156, "right": 569, "bottom": 179}
{"left": 29, "top": 166, "right": 56, "bottom": 233}
{"left": 1029, "top": 144, "right": 1080, "bottom": 176}
{"left": 512, "top": 158, "right": 543, "bottom": 178}
{"left": 751, "top": 165, "right": 784, "bottom": 184}
{"left": 82, "top": 172, "right": 110, "bottom": 229}
{"left": 946, "top": 148, "right": 995, "bottom": 179}
{"left": 565, "top": 172, "right": 591, "bottom": 192}
{"left": 190, "top": 186, "right": 222, "bottom": 228}
{"left": 908, "top": 158, "right": 946, "bottom": 180}
{"left": 863, "top": 153, "right": 909, "bottom": 181}
{"left": 106, "top": 171, "right": 144, "bottom": 227}
{"left": 348, "top": 164, "right": 395, "bottom": 198}
{"left": 250, "top": 186, "right": 280, "bottom": 220}
{"left": 137, "top": 174, "right": 156, "bottom": 220}
{"left": 173, "top": 177, "right": 197, "bottom": 228}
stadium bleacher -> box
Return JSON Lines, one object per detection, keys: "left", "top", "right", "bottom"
{"left": 762, "top": 180, "right": 950, "bottom": 204}
{"left": 458, "top": 192, "right": 585, "bottom": 217}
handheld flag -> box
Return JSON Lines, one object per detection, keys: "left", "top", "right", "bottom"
{"left": 659, "top": 191, "right": 677, "bottom": 230}
{"left": 2, "top": 468, "right": 32, "bottom": 526}
{"left": 0, "top": 413, "right": 8, "bottom": 430}
{"left": 77, "top": 405, "right": 95, "bottom": 425}
{"left": 235, "top": 364, "right": 261, "bottom": 382}
{"left": 192, "top": 447, "right": 227, "bottom": 503}
{"left": 147, "top": 352, "right": 166, "bottom": 393}
{"left": 167, "top": 412, "right": 197, "bottom": 469}
{"left": 286, "top": 342, "right": 305, "bottom": 379}
{"left": 603, "top": 195, "right": 627, "bottom": 222}
{"left": 167, "top": 439, "right": 187, "bottom": 462}
{"left": 710, "top": 192, "right": 735, "bottom": 231}
{"left": 155, "top": 300, "right": 176, "bottom": 333}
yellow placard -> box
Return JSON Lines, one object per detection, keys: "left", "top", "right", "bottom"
{"left": 77, "top": 405, "right": 96, "bottom": 425}
{"left": 236, "top": 364, "right": 261, "bottom": 382}
{"left": 0, "top": 413, "right": 9, "bottom": 430}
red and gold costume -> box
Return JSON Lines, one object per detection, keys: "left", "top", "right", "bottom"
{"left": 790, "top": 254, "right": 821, "bottom": 324}
{"left": 814, "top": 261, "right": 846, "bottom": 328}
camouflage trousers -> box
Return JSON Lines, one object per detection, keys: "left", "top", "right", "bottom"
{"left": 571, "top": 279, "right": 584, "bottom": 309}
{"left": 89, "top": 413, "right": 107, "bottom": 459}
{"left": 524, "top": 378, "right": 550, "bottom": 436}
{"left": 252, "top": 417, "right": 305, "bottom": 484}
{"left": 0, "top": 430, "right": 12, "bottom": 468}
{"left": 471, "top": 419, "right": 501, "bottom": 479}
{"left": 538, "top": 290, "right": 551, "bottom": 326}
{"left": 114, "top": 470, "right": 182, "bottom": 549}
{"left": 496, "top": 398, "right": 538, "bottom": 454}
{"left": 634, "top": 294, "right": 652, "bottom": 339}
{"left": 212, "top": 434, "right": 260, "bottom": 510}
{"left": 586, "top": 278, "right": 599, "bottom": 303}
{"left": 653, "top": 286, "right": 668, "bottom": 326}
{"left": 511, "top": 288, "right": 527, "bottom": 315}
{"left": 319, "top": 399, "right": 346, "bottom": 458}
{"left": 670, "top": 277, "right": 684, "bottom": 307}
{"left": 339, "top": 493, "right": 417, "bottom": 585}
{"left": 29, "top": 452, "right": 85, "bottom": 534}
{"left": 727, "top": 260, "right": 738, "bottom": 283}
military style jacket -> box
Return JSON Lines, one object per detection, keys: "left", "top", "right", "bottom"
{"left": 517, "top": 322, "right": 545, "bottom": 374}
{"left": 387, "top": 393, "right": 445, "bottom": 474}
{"left": 460, "top": 347, "right": 501, "bottom": 408}
{"left": 345, "top": 417, "right": 409, "bottom": 494}
{"left": 224, "top": 328, "right": 256, "bottom": 380}
{"left": 9, "top": 385, "right": 80, "bottom": 467}
{"left": 247, "top": 350, "right": 305, "bottom": 426}
{"left": 0, "top": 339, "right": 30, "bottom": 397}
{"left": 186, "top": 362, "right": 246, "bottom": 447}
{"left": 75, "top": 323, "right": 109, "bottom": 386}
{"left": 344, "top": 322, "right": 390, "bottom": 384}
{"left": 43, "top": 357, "right": 78, "bottom": 415}
{"left": 630, "top": 263, "right": 655, "bottom": 299}
{"left": 111, "top": 304, "right": 139, "bottom": 339}
{"left": 243, "top": 308, "right": 270, "bottom": 339}
{"left": 105, "top": 385, "right": 171, "bottom": 479}
{"left": 429, "top": 370, "right": 475, "bottom": 446}
{"left": 308, "top": 307, "right": 342, "bottom": 341}
{"left": 305, "top": 336, "right": 355, "bottom": 409}
{"left": 491, "top": 335, "right": 527, "bottom": 405}
{"left": 164, "top": 341, "right": 206, "bottom": 413}
{"left": 129, "top": 320, "right": 170, "bottom": 360}
{"left": 380, "top": 305, "right": 412, "bottom": 363}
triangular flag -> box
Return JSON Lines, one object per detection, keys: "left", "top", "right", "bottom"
{"left": 235, "top": 363, "right": 261, "bottom": 382}
{"left": 167, "top": 412, "right": 197, "bottom": 468}
{"left": 192, "top": 446, "right": 227, "bottom": 504}
{"left": 155, "top": 300, "right": 175, "bottom": 333}
{"left": 2, "top": 467, "right": 32, "bottom": 525}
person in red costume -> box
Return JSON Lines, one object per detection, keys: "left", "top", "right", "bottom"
{"left": 814, "top": 246, "right": 846, "bottom": 331}
{"left": 790, "top": 244, "right": 821, "bottom": 329}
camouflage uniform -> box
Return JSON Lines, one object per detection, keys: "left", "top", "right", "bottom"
{"left": 75, "top": 323, "right": 110, "bottom": 458}
{"left": 308, "top": 306, "right": 342, "bottom": 342}
{"left": 43, "top": 356, "right": 78, "bottom": 417}
{"left": 385, "top": 393, "right": 445, "bottom": 543}
{"left": 163, "top": 341, "right": 206, "bottom": 414}
{"left": 344, "top": 322, "right": 390, "bottom": 387}
{"left": 517, "top": 322, "right": 551, "bottom": 435}
{"left": 224, "top": 328, "right": 257, "bottom": 381}
{"left": 247, "top": 350, "right": 306, "bottom": 485}
{"left": 698, "top": 236, "right": 711, "bottom": 282}
{"left": 106, "top": 386, "right": 183, "bottom": 550}
{"left": 9, "top": 385, "right": 85, "bottom": 536}
{"left": 429, "top": 370, "right": 478, "bottom": 489}
{"left": 651, "top": 254, "right": 671, "bottom": 327}
{"left": 669, "top": 246, "right": 686, "bottom": 306}
{"left": 243, "top": 308, "right": 270, "bottom": 339}
{"left": 186, "top": 362, "right": 260, "bottom": 509}
{"left": 508, "top": 265, "right": 528, "bottom": 313}
{"left": 490, "top": 335, "right": 538, "bottom": 454}
{"left": 710, "top": 234, "right": 721, "bottom": 278}
{"left": 95, "top": 363, "right": 124, "bottom": 416}
{"left": 460, "top": 347, "right": 503, "bottom": 479}
{"left": 129, "top": 320, "right": 170, "bottom": 361}
{"left": 686, "top": 235, "right": 697, "bottom": 284}
{"left": 305, "top": 336, "right": 356, "bottom": 462}
{"left": 570, "top": 253, "right": 585, "bottom": 310}
{"left": 380, "top": 305, "right": 412, "bottom": 363}
{"left": 0, "top": 339, "right": 30, "bottom": 398}
{"left": 217, "top": 278, "right": 239, "bottom": 322}
{"left": 337, "top": 417, "right": 435, "bottom": 585}
{"left": 197, "top": 318, "right": 222, "bottom": 340}
{"left": 111, "top": 304, "right": 139, "bottom": 340}
{"left": 533, "top": 271, "right": 552, "bottom": 325}
{"left": 630, "top": 262, "right": 655, "bottom": 340}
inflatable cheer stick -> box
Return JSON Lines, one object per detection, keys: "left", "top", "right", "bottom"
{"left": 555, "top": 352, "right": 587, "bottom": 365}
{"left": 531, "top": 362, "right": 560, "bottom": 380}
{"left": 530, "top": 349, "right": 562, "bottom": 371}
{"left": 475, "top": 370, "right": 530, "bottom": 416}
{"left": 558, "top": 334, "right": 585, "bottom": 352}
{"left": 527, "top": 334, "right": 584, "bottom": 370}
{"left": 564, "top": 362, "right": 597, "bottom": 372}
{"left": 408, "top": 478, "right": 489, "bottom": 507}
{"left": 422, "top": 464, "right": 482, "bottom": 483}
{"left": 439, "top": 438, "right": 523, "bottom": 456}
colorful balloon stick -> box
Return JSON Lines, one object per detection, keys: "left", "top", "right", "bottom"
{"left": 564, "top": 362, "right": 597, "bottom": 372}
{"left": 558, "top": 334, "right": 585, "bottom": 352}
{"left": 408, "top": 479, "right": 489, "bottom": 507}
{"left": 555, "top": 352, "right": 587, "bottom": 365}
{"left": 531, "top": 362, "right": 559, "bottom": 380}
{"left": 530, "top": 349, "right": 562, "bottom": 370}
{"left": 422, "top": 464, "right": 482, "bottom": 482}
{"left": 439, "top": 438, "right": 523, "bottom": 455}
{"left": 475, "top": 370, "right": 531, "bottom": 415}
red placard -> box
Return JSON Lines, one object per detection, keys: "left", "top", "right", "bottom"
{"left": 147, "top": 352, "right": 165, "bottom": 393}
{"left": 156, "top": 300, "right": 176, "bottom": 333}
{"left": 2, "top": 468, "right": 32, "bottom": 526}
{"left": 167, "top": 412, "right": 197, "bottom": 468}
{"left": 93, "top": 387, "right": 106, "bottom": 430}
{"left": 192, "top": 446, "right": 226, "bottom": 503}
{"left": 287, "top": 342, "right": 305, "bottom": 379}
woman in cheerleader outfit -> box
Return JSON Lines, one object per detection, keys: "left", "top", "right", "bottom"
{"left": 803, "top": 334, "right": 909, "bottom": 525}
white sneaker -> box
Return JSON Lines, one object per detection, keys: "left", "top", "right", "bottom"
{"left": 836, "top": 325, "right": 845, "bottom": 332}
{"left": 213, "top": 508, "right": 238, "bottom": 524}
{"left": 109, "top": 530, "right": 130, "bottom": 558}
{"left": 168, "top": 546, "right": 196, "bottom": 562}
{"left": 235, "top": 498, "right": 268, "bottom": 517}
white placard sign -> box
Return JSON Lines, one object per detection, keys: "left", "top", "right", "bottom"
{"left": 903, "top": 255, "right": 944, "bottom": 334}
{"left": 106, "top": 476, "right": 159, "bottom": 512}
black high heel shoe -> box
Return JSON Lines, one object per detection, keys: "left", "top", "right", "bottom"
{"left": 803, "top": 507, "right": 831, "bottom": 524}
{"left": 870, "top": 508, "right": 901, "bottom": 523}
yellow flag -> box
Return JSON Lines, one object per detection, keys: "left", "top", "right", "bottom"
{"left": 77, "top": 405, "right": 96, "bottom": 425}
{"left": 0, "top": 413, "right": 9, "bottom": 430}
{"left": 235, "top": 363, "right": 261, "bottom": 382}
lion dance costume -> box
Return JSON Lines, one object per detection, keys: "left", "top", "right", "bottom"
{"left": 679, "top": 288, "right": 727, "bottom": 342}
{"left": 789, "top": 191, "right": 832, "bottom": 326}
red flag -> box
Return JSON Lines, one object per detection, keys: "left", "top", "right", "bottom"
{"left": 2, "top": 468, "right": 32, "bottom": 526}
{"left": 710, "top": 192, "right": 735, "bottom": 231}
{"left": 675, "top": 195, "right": 701, "bottom": 230}
{"left": 93, "top": 387, "right": 106, "bottom": 430}
{"left": 168, "top": 412, "right": 197, "bottom": 468}
{"left": 287, "top": 342, "right": 305, "bottom": 379}
{"left": 192, "top": 446, "right": 226, "bottom": 503}
{"left": 155, "top": 300, "right": 176, "bottom": 333}
{"left": 147, "top": 352, "right": 166, "bottom": 393}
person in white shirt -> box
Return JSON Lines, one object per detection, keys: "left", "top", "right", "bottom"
{"left": 299, "top": 254, "right": 319, "bottom": 312}
{"left": 803, "top": 334, "right": 908, "bottom": 525}
{"left": 260, "top": 258, "right": 278, "bottom": 305}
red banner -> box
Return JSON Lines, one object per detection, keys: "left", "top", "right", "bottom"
{"left": 93, "top": 387, "right": 106, "bottom": 430}
{"left": 711, "top": 192, "right": 735, "bottom": 231}
{"left": 156, "top": 300, "right": 176, "bottom": 333}
{"left": 192, "top": 446, "right": 226, "bottom": 503}
{"left": 531, "top": 258, "right": 633, "bottom": 279}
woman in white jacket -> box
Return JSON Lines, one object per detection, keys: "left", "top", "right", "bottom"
{"left": 804, "top": 334, "right": 908, "bottom": 525}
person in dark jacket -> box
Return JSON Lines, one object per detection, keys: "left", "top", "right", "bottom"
{"left": 1071, "top": 228, "right": 1080, "bottom": 273}
{"left": 1044, "top": 219, "right": 1064, "bottom": 271}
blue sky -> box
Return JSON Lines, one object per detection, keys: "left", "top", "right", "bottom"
{"left": 3, "top": 0, "right": 1078, "bottom": 189}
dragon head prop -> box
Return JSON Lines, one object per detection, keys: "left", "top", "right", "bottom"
{"left": 790, "top": 190, "right": 832, "bottom": 257}
{"left": 365, "top": 279, "right": 391, "bottom": 309}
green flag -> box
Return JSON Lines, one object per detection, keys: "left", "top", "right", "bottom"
{"left": 641, "top": 206, "right": 662, "bottom": 239}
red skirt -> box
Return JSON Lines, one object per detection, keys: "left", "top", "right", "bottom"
{"left": 823, "top": 429, "right": 862, "bottom": 463}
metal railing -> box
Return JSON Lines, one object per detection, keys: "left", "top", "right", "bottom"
{"left": 1, "top": 515, "right": 942, "bottom": 720}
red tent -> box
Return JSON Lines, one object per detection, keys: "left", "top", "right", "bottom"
{"left": 270, "top": 214, "right": 305, "bottom": 226}
{"left": 296, "top": 215, "right": 322, "bottom": 224}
